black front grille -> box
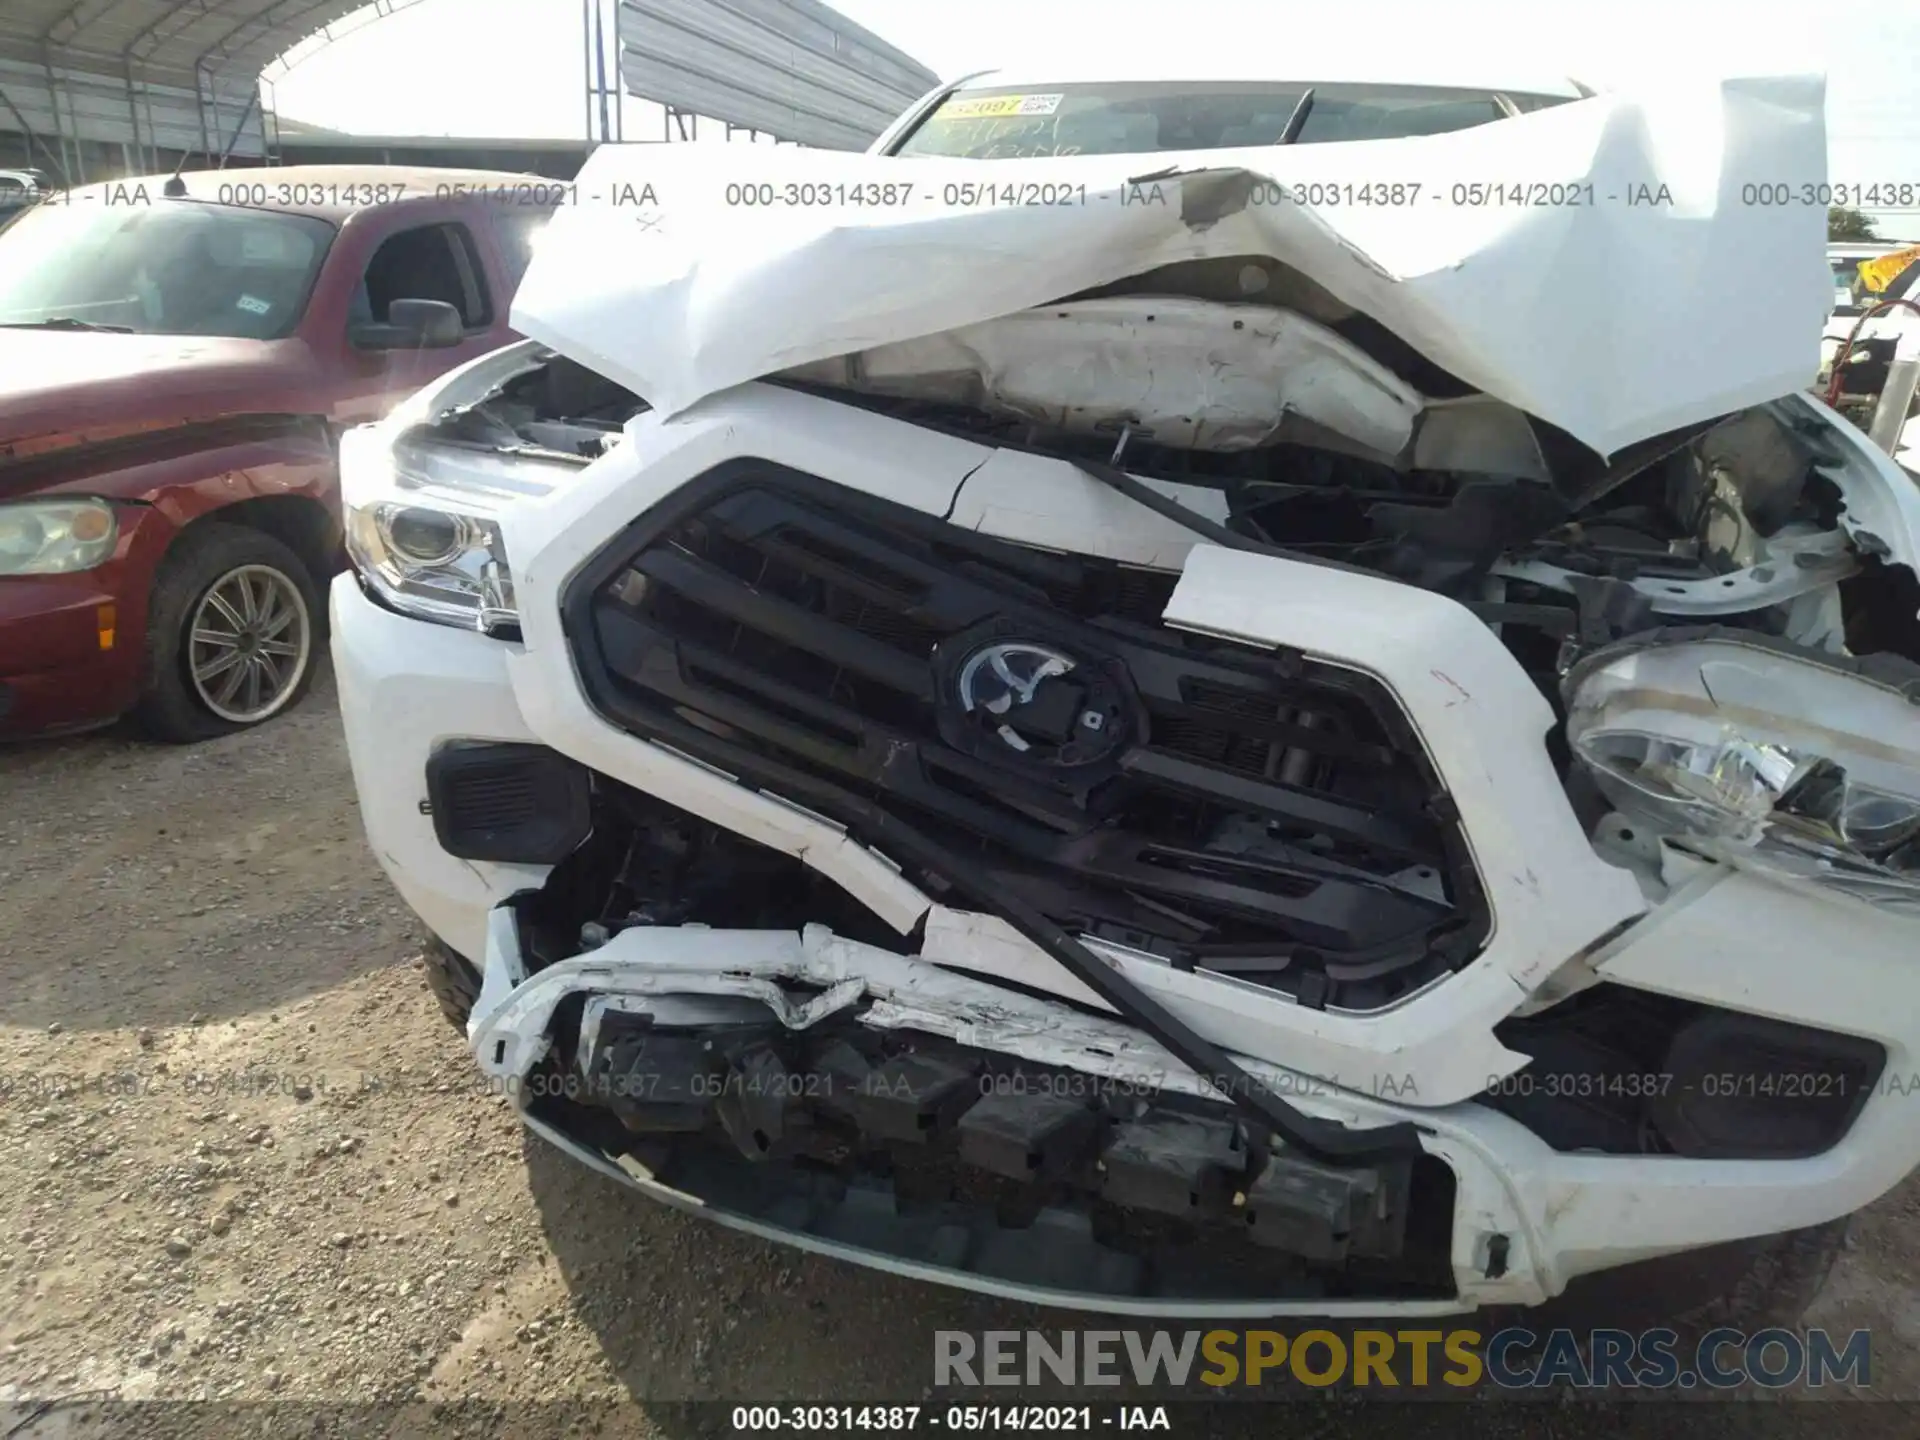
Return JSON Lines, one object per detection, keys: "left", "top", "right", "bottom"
{"left": 564, "top": 463, "right": 1490, "bottom": 1010}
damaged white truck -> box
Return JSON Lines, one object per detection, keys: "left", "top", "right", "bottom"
{"left": 332, "top": 69, "right": 1920, "bottom": 1326}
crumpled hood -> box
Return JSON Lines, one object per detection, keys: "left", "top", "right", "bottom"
{"left": 511, "top": 72, "right": 1831, "bottom": 461}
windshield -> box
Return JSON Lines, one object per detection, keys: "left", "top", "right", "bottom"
{"left": 892, "top": 81, "right": 1559, "bottom": 158}
{"left": 0, "top": 200, "right": 334, "bottom": 339}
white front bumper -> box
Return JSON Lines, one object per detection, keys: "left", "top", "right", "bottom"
{"left": 465, "top": 890, "right": 1911, "bottom": 1316}
{"left": 330, "top": 384, "right": 1920, "bottom": 1313}
{"left": 330, "top": 575, "right": 550, "bottom": 962}
{"left": 332, "top": 565, "right": 1920, "bottom": 1313}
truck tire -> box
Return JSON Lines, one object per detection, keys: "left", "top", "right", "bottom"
{"left": 1486, "top": 1217, "right": 1851, "bottom": 1385}
{"left": 1574, "top": 1217, "right": 1850, "bottom": 1333}
{"left": 423, "top": 938, "right": 481, "bottom": 1031}
{"left": 134, "top": 522, "right": 321, "bottom": 743}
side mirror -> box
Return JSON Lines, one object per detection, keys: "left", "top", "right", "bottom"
{"left": 349, "top": 297, "right": 463, "bottom": 351}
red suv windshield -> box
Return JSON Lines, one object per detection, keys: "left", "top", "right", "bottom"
{"left": 0, "top": 200, "right": 334, "bottom": 340}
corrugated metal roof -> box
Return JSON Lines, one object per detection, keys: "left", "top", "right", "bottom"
{"left": 0, "top": 50, "right": 264, "bottom": 164}
{"left": 0, "top": 1, "right": 371, "bottom": 87}
{"left": 619, "top": 0, "right": 939, "bottom": 150}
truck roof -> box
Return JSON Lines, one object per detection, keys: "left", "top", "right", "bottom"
{"left": 950, "top": 63, "right": 1590, "bottom": 100}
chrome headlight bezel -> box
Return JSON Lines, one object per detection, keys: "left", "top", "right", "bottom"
{"left": 1565, "top": 629, "right": 1920, "bottom": 914}
{"left": 340, "top": 424, "right": 532, "bottom": 635}
{"left": 0, "top": 497, "right": 119, "bottom": 575}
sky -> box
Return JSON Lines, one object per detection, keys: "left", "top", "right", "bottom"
{"left": 268, "top": 0, "right": 1920, "bottom": 236}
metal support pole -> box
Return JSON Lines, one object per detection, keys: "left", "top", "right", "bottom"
{"left": 39, "top": 54, "right": 75, "bottom": 184}
{"left": 582, "top": 0, "right": 595, "bottom": 142}
{"left": 142, "top": 72, "right": 160, "bottom": 172}
{"left": 593, "top": 0, "right": 612, "bottom": 144}
{"left": 0, "top": 83, "right": 68, "bottom": 179}
{"left": 192, "top": 62, "right": 213, "bottom": 163}
{"left": 123, "top": 61, "right": 146, "bottom": 173}
{"left": 204, "top": 80, "right": 223, "bottom": 174}
{"left": 261, "top": 77, "right": 281, "bottom": 165}
{"left": 217, "top": 84, "right": 263, "bottom": 169}
{"left": 1866, "top": 324, "right": 1920, "bottom": 459}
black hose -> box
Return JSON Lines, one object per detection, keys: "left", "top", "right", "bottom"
{"left": 1070, "top": 456, "right": 1380, "bottom": 576}
{"left": 854, "top": 803, "right": 1427, "bottom": 1163}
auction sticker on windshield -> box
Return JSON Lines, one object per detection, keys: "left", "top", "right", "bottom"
{"left": 938, "top": 93, "right": 1064, "bottom": 119}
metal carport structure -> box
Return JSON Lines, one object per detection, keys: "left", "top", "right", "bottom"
{"left": 1, "top": 0, "right": 941, "bottom": 189}
{"left": 617, "top": 0, "right": 938, "bottom": 150}
{"left": 0, "top": 0, "right": 424, "bottom": 185}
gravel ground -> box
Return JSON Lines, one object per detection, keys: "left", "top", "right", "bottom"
{"left": 2, "top": 665, "right": 1917, "bottom": 1438}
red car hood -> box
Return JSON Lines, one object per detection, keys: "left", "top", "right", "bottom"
{"left": 0, "top": 329, "right": 325, "bottom": 458}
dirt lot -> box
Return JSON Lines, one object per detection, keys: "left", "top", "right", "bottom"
{"left": 3, "top": 664, "right": 1918, "bottom": 1437}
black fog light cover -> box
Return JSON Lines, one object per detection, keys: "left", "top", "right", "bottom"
{"left": 1652, "top": 1013, "right": 1885, "bottom": 1160}
{"left": 424, "top": 741, "right": 592, "bottom": 864}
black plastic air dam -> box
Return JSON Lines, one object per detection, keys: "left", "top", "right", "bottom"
{"left": 425, "top": 741, "right": 592, "bottom": 864}
{"left": 516, "top": 984, "right": 1460, "bottom": 1305}
{"left": 560, "top": 462, "right": 1496, "bottom": 1159}
{"left": 522, "top": 1098, "right": 1461, "bottom": 1311}
{"left": 1485, "top": 984, "right": 1887, "bottom": 1158}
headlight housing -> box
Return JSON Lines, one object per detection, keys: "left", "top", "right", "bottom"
{"left": 341, "top": 425, "right": 536, "bottom": 634}
{"left": 1565, "top": 631, "right": 1920, "bottom": 914}
{"left": 0, "top": 498, "right": 118, "bottom": 575}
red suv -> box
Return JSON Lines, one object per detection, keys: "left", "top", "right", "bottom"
{"left": 0, "top": 164, "right": 557, "bottom": 740}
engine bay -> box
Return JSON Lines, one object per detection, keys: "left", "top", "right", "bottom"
{"left": 387, "top": 260, "right": 1920, "bottom": 1022}
{"left": 422, "top": 281, "right": 1920, "bottom": 710}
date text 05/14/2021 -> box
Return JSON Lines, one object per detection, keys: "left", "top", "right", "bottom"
{"left": 730, "top": 1407, "right": 1171, "bottom": 1431}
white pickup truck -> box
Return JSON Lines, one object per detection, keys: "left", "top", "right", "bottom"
{"left": 328, "top": 65, "right": 1920, "bottom": 1338}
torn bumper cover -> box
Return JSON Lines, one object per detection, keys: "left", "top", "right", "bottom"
{"left": 471, "top": 908, "right": 1468, "bottom": 1315}
{"left": 465, "top": 892, "right": 1913, "bottom": 1316}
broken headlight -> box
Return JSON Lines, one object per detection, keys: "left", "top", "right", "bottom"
{"left": 341, "top": 424, "right": 526, "bottom": 634}
{"left": 1565, "top": 634, "right": 1920, "bottom": 914}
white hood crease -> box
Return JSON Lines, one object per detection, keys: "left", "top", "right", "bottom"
{"left": 511, "top": 72, "right": 1831, "bottom": 462}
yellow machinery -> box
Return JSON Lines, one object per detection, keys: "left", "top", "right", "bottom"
{"left": 1856, "top": 242, "right": 1920, "bottom": 296}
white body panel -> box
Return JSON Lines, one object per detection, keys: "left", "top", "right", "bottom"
{"left": 332, "top": 368, "right": 1920, "bottom": 1311}
{"left": 448, "top": 906, "right": 1919, "bottom": 1314}
{"left": 394, "top": 383, "right": 1663, "bottom": 1104}
{"left": 780, "top": 296, "right": 1427, "bottom": 456}
{"left": 328, "top": 14, "right": 1920, "bottom": 1296}
{"left": 330, "top": 584, "right": 548, "bottom": 961}
{"left": 511, "top": 72, "right": 1831, "bottom": 461}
